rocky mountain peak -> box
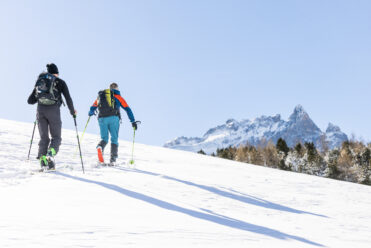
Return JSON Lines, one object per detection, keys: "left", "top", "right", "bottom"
{"left": 289, "top": 105, "right": 309, "bottom": 122}
{"left": 226, "top": 118, "right": 237, "bottom": 125}
{"left": 326, "top": 123, "right": 341, "bottom": 133}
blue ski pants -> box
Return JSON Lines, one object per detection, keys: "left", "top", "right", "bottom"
{"left": 98, "top": 115, "right": 120, "bottom": 145}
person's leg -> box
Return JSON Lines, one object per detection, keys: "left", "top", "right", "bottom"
{"left": 110, "top": 143, "right": 118, "bottom": 163}
{"left": 108, "top": 116, "right": 120, "bottom": 162}
{"left": 108, "top": 116, "right": 120, "bottom": 145}
{"left": 48, "top": 106, "right": 62, "bottom": 155}
{"left": 98, "top": 117, "right": 109, "bottom": 151}
{"left": 37, "top": 109, "right": 50, "bottom": 158}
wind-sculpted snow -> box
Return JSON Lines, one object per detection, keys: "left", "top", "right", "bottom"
{"left": 0, "top": 118, "right": 370, "bottom": 247}
{"left": 165, "top": 105, "right": 348, "bottom": 154}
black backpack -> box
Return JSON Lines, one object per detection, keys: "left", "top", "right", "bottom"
{"left": 97, "top": 89, "right": 118, "bottom": 118}
{"left": 35, "top": 73, "right": 59, "bottom": 105}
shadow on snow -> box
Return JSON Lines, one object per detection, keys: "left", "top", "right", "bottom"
{"left": 56, "top": 172, "right": 324, "bottom": 247}
{"left": 114, "top": 167, "right": 328, "bottom": 218}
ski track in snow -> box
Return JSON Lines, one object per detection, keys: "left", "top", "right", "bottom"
{"left": 0, "top": 119, "right": 370, "bottom": 247}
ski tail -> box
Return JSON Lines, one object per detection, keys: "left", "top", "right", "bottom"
{"left": 97, "top": 147, "right": 104, "bottom": 163}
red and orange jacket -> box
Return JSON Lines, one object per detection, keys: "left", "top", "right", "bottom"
{"left": 89, "top": 89, "right": 135, "bottom": 122}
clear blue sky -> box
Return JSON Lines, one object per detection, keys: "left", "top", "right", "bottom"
{"left": 0, "top": 0, "right": 370, "bottom": 145}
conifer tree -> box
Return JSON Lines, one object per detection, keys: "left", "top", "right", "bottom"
{"left": 326, "top": 149, "right": 340, "bottom": 179}
{"left": 295, "top": 143, "right": 303, "bottom": 156}
{"left": 197, "top": 149, "right": 206, "bottom": 155}
{"left": 354, "top": 147, "right": 371, "bottom": 184}
{"left": 304, "top": 142, "right": 317, "bottom": 163}
{"left": 276, "top": 138, "right": 289, "bottom": 156}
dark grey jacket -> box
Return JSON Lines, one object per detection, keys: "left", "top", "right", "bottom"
{"left": 28, "top": 75, "right": 75, "bottom": 115}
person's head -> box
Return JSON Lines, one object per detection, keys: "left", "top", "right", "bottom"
{"left": 110, "top": 82, "right": 118, "bottom": 90}
{"left": 46, "top": 63, "right": 59, "bottom": 76}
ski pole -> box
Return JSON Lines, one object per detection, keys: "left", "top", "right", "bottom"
{"left": 129, "top": 129, "right": 136, "bottom": 165}
{"left": 73, "top": 115, "right": 85, "bottom": 173}
{"left": 81, "top": 116, "right": 91, "bottom": 143}
{"left": 129, "top": 121, "right": 141, "bottom": 165}
{"left": 27, "top": 119, "right": 37, "bottom": 160}
{"left": 74, "top": 116, "right": 90, "bottom": 157}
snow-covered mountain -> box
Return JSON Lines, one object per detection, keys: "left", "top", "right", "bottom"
{"left": 164, "top": 105, "right": 348, "bottom": 154}
{"left": 0, "top": 118, "right": 370, "bottom": 247}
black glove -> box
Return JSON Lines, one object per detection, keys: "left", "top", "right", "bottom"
{"left": 132, "top": 122, "right": 137, "bottom": 130}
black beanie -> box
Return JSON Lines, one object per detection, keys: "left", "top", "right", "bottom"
{"left": 47, "top": 63, "right": 59, "bottom": 74}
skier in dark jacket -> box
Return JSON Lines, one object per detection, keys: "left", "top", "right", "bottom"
{"left": 89, "top": 82, "right": 137, "bottom": 165}
{"left": 28, "top": 63, "right": 76, "bottom": 169}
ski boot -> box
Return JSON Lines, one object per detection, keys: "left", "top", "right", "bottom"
{"left": 46, "top": 148, "right": 56, "bottom": 170}
{"left": 40, "top": 155, "right": 48, "bottom": 171}
{"left": 109, "top": 143, "right": 118, "bottom": 166}
{"left": 109, "top": 157, "right": 116, "bottom": 166}
{"left": 97, "top": 140, "right": 107, "bottom": 165}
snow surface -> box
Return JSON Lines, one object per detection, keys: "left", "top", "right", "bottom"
{"left": 0, "top": 119, "right": 370, "bottom": 248}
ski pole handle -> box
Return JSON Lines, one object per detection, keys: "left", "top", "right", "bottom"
{"left": 132, "top": 120, "right": 141, "bottom": 130}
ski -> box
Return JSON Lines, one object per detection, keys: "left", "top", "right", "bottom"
{"left": 97, "top": 146, "right": 104, "bottom": 164}
{"left": 30, "top": 168, "right": 56, "bottom": 175}
{"left": 39, "top": 168, "right": 56, "bottom": 173}
{"left": 97, "top": 162, "right": 116, "bottom": 167}
{"left": 97, "top": 161, "right": 126, "bottom": 167}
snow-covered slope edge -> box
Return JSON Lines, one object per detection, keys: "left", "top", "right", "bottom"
{"left": 0, "top": 118, "right": 370, "bottom": 248}
{"left": 164, "top": 105, "right": 348, "bottom": 154}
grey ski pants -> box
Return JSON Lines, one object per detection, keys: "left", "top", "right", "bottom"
{"left": 37, "top": 105, "right": 62, "bottom": 157}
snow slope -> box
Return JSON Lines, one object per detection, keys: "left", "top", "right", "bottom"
{"left": 0, "top": 119, "right": 370, "bottom": 248}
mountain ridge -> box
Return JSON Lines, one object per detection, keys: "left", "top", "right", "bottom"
{"left": 164, "top": 105, "right": 348, "bottom": 154}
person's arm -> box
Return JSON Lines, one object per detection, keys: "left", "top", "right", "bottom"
{"left": 27, "top": 88, "right": 37, "bottom": 105}
{"left": 60, "top": 80, "right": 76, "bottom": 115}
{"left": 114, "top": 94, "right": 135, "bottom": 123}
{"left": 88, "top": 99, "right": 98, "bottom": 116}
